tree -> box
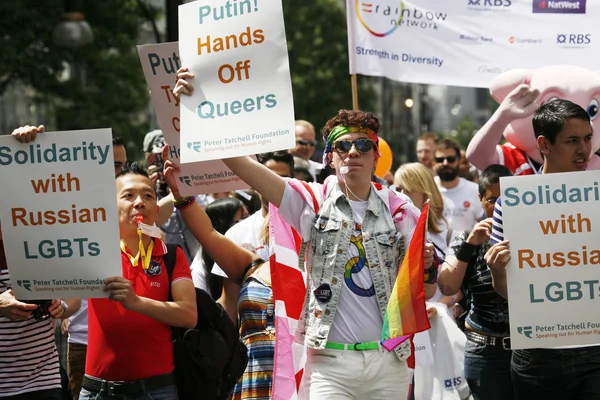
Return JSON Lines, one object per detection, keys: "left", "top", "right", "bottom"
{"left": 445, "top": 116, "right": 482, "bottom": 150}
{"left": 0, "top": 0, "right": 159, "bottom": 160}
{"left": 283, "top": 0, "right": 375, "bottom": 136}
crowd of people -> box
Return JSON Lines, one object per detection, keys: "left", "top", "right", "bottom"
{"left": 1, "top": 67, "right": 597, "bottom": 400}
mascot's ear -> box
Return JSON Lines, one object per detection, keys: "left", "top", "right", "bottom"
{"left": 490, "top": 69, "right": 534, "bottom": 104}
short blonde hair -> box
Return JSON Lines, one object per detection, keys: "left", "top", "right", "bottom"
{"left": 394, "top": 162, "right": 447, "bottom": 234}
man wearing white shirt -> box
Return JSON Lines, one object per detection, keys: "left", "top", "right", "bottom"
{"left": 434, "top": 138, "right": 483, "bottom": 231}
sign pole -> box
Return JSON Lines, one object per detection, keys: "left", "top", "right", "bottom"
{"left": 351, "top": 74, "right": 359, "bottom": 110}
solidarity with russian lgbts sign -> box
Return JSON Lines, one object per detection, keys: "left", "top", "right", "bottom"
{"left": 178, "top": 0, "right": 295, "bottom": 163}
{"left": 0, "top": 130, "right": 121, "bottom": 300}
{"left": 502, "top": 171, "right": 600, "bottom": 349}
{"left": 347, "top": 0, "right": 600, "bottom": 88}
{"left": 137, "top": 42, "right": 250, "bottom": 195}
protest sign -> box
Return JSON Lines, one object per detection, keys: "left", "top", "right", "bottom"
{"left": 502, "top": 171, "right": 600, "bottom": 349}
{"left": 178, "top": 0, "right": 295, "bottom": 163}
{"left": 0, "top": 129, "right": 121, "bottom": 300}
{"left": 137, "top": 42, "right": 250, "bottom": 195}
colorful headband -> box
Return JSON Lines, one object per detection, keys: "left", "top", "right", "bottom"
{"left": 322, "top": 125, "right": 381, "bottom": 167}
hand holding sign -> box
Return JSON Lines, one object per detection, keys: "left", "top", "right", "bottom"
{"left": 173, "top": 67, "right": 195, "bottom": 99}
{"left": 0, "top": 289, "right": 38, "bottom": 321}
{"left": 104, "top": 276, "right": 140, "bottom": 310}
{"left": 485, "top": 240, "right": 511, "bottom": 275}
{"left": 11, "top": 125, "right": 45, "bottom": 144}
{"left": 162, "top": 145, "right": 182, "bottom": 199}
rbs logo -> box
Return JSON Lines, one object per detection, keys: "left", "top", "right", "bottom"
{"left": 468, "top": 0, "right": 511, "bottom": 6}
{"left": 557, "top": 33, "right": 591, "bottom": 45}
{"left": 444, "top": 377, "right": 463, "bottom": 389}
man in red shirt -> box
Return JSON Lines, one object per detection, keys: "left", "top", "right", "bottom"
{"left": 81, "top": 163, "right": 197, "bottom": 400}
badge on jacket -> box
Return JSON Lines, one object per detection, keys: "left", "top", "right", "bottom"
{"left": 314, "top": 283, "right": 332, "bottom": 303}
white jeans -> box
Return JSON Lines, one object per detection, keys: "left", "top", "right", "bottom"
{"left": 301, "top": 346, "right": 410, "bottom": 399}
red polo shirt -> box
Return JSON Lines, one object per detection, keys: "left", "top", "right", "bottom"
{"left": 85, "top": 239, "right": 192, "bottom": 381}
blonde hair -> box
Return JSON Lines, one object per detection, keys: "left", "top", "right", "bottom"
{"left": 394, "top": 163, "right": 447, "bottom": 234}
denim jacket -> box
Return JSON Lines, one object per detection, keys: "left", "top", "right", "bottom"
{"left": 281, "top": 177, "right": 419, "bottom": 361}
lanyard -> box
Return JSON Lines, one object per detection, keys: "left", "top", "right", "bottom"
{"left": 120, "top": 229, "right": 154, "bottom": 270}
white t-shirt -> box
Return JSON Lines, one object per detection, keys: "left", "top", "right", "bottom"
{"left": 436, "top": 177, "right": 483, "bottom": 232}
{"left": 326, "top": 200, "right": 385, "bottom": 343}
{"left": 212, "top": 209, "right": 268, "bottom": 277}
{"left": 190, "top": 254, "right": 209, "bottom": 291}
{"left": 67, "top": 299, "right": 88, "bottom": 345}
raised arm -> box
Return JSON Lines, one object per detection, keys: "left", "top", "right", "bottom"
{"left": 162, "top": 147, "right": 258, "bottom": 283}
{"left": 172, "top": 67, "right": 287, "bottom": 207}
{"left": 466, "top": 84, "right": 539, "bottom": 170}
{"left": 438, "top": 219, "right": 492, "bottom": 295}
{"left": 221, "top": 156, "right": 286, "bottom": 207}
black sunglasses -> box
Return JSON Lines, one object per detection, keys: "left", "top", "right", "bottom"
{"left": 434, "top": 156, "right": 458, "bottom": 163}
{"left": 333, "top": 139, "right": 374, "bottom": 154}
{"left": 297, "top": 139, "right": 317, "bottom": 147}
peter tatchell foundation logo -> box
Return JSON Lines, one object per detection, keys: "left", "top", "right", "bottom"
{"left": 533, "top": 0, "right": 586, "bottom": 14}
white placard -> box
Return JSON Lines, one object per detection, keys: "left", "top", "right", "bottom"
{"left": 137, "top": 42, "right": 251, "bottom": 195}
{"left": 502, "top": 170, "right": 600, "bottom": 349}
{"left": 0, "top": 130, "right": 122, "bottom": 299}
{"left": 178, "top": 0, "right": 295, "bottom": 163}
{"left": 347, "top": 0, "right": 600, "bottom": 88}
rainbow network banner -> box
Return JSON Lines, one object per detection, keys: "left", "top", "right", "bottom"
{"left": 347, "top": 0, "right": 600, "bottom": 87}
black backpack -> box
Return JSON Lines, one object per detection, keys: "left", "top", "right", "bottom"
{"left": 164, "top": 244, "right": 249, "bottom": 400}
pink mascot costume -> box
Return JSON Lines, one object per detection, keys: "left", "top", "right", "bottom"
{"left": 467, "top": 65, "right": 600, "bottom": 175}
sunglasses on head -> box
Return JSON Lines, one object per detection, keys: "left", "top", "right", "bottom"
{"left": 333, "top": 139, "right": 374, "bottom": 154}
{"left": 434, "top": 156, "right": 458, "bottom": 163}
{"left": 297, "top": 139, "right": 317, "bottom": 147}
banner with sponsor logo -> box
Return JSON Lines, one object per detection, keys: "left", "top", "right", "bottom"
{"left": 501, "top": 171, "right": 600, "bottom": 349}
{"left": 137, "top": 42, "right": 249, "bottom": 195}
{"left": 0, "top": 130, "right": 122, "bottom": 300}
{"left": 347, "top": 0, "right": 599, "bottom": 88}
{"left": 178, "top": 0, "right": 295, "bottom": 163}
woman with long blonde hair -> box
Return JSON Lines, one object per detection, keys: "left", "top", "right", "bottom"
{"left": 394, "top": 162, "right": 453, "bottom": 253}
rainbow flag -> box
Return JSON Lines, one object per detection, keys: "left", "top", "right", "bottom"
{"left": 381, "top": 201, "right": 431, "bottom": 351}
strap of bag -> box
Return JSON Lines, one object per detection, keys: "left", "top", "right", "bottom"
{"left": 164, "top": 243, "right": 179, "bottom": 302}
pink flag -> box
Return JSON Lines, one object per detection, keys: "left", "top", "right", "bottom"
{"left": 269, "top": 203, "right": 307, "bottom": 400}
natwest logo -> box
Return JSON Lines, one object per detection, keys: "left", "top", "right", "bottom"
{"left": 468, "top": 0, "right": 512, "bottom": 12}
{"left": 533, "top": 0, "right": 586, "bottom": 14}
{"left": 557, "top": 33, "right": 592, "bottom": 46}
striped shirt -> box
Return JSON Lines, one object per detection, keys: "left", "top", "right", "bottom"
{"left": 0, "top": 248, "right": 61, "bottom": 397}
{"left": 232, "top": 275, "right": 275, "bottom": 400}
{"left": 490, "top": 197, "right": 504, "bottom": 244}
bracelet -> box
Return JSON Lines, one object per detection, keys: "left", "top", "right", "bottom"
{"left": 424, "top": 255, "right": 439, "bottom": 284}
{"left": 59, "top": 300, "right": 68, "bottom": 318}
{"left": 173, "top": 196, "right": 195, "bottom": 210}
{"left": 455, "top": 241, "right": 478, "bottom": 263}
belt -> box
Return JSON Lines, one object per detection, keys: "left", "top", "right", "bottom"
{"left": 326, "top": 341, "right": 380, "bottom": 351}
{"left": 466, "top": 331, "right": 511, "bottom": 350}
{"left": 82, "top": 373, "right": 175, "bottom": 396}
